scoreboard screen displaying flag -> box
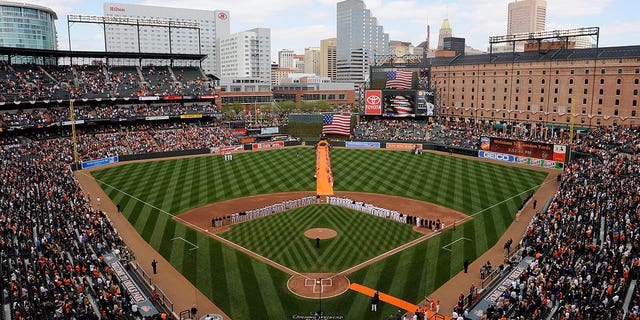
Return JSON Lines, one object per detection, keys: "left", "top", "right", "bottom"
{"left": 381, "top": 90, "right": 435, "bottom": 117}
{"left": 383, "top": 91, "right": 415, "bottom": 117}
{"left": 370, "top": 66, "right": 431, "bottom": 90}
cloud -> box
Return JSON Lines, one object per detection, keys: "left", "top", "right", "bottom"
{"left": 548, "top": 0, "right": 613, "bottom": 18}
{"left": 271, "top": 24, "right": 335, "bottom": 59}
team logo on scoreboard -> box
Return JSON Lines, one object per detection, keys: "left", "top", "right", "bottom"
{"left": 218, "top": 12, "right": 228, "bottom": 20}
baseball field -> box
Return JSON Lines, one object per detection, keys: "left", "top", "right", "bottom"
{"left": 90, "top": 147, "right": 548, "bottom": 319}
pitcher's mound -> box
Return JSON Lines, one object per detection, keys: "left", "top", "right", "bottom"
{"left": 304, "top": 228, "right": 337, "bottom": 239}
{"left": 287, "top": 273, "right": 350, "bottom": 299}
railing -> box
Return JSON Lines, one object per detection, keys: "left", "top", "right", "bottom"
{"left": 153, "top": 284, "right": 174, "bottom": 312}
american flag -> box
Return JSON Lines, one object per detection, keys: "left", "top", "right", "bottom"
{"left": 386, "top": 70, "right": 413, "bottom": 89}
{"left": 391, "top": 96, "right": 413, "bottom": 117}
{"left": 322, "top": 114, "right": 351, "bottom": 136}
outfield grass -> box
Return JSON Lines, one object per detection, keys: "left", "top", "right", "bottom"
{"left": 92, "top": 148, "right": 548, "bottom": 319}
{"left": 220, "top": 205, "right": 422, "bottom": 272}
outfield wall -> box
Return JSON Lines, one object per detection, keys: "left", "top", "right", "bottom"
{"left": 71, "top": 140, "right": 494, "bottom": 171}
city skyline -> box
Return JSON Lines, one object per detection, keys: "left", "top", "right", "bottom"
{"left": 21, "top": 0, "right": 640, "bottom": 60}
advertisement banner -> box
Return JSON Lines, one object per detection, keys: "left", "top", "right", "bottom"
{"left": 516, "top": 157, "right": 529, "bottom": 165}
{"left": 180, "top": 114, "right": 203, "bottom": 119}
{"left": 543, "top": 160, "right": 556, "bottom": 169}
{"left": 260, "top": 127, "right": 279, "bottom": 135}
{"left": 239, "top": 137, "right": 255, "bottom": 143}
{"left": 478, "top": 150, "right": 516, "bottom": 163}
{"left": 486, "top": 137, "right": 555, "bottom": 161}
{"left": 81, "top": 156, "right": 119, "bottom": 169}
{"left": 415, "top": 90, "right": 435, "bottom": 116}
{"left": 469, "top": 257, "right": 535, "bottom": 320}
{"left": 364, "top": 90, "right": 382, "bottom": 115}
{"left": 162, "top": 95, "right": 182, "bottom": 100}
{"left": 553, "top": 144, "right": 567, "bottom": 162}
{"left": 252, "top": 141, "right": 284, "bottom": 150}
{"left": 528, "top": 158, "right": 542, "bottom": 167}
{"left": 138, "top": 96, "right": 159, "bottom": 101}
{"left": 61, "top": 120, "right": 85, "bottom": 126}
{"left": 231, "top": 129, "right": 248, "bottom": 136}
{"left": 345, "top": 141, "right": 381, "bottom": 149}
{"left": 386, "top": 142, "right": 422, "bottom": 150}
{"left": 211, "top": 145, "right": 244, "bottom": 154}
{"left": 200, "top": 94, "right": 219, "bottom": 99}
{"left": 103, "top": 252, "right": 157, "bottom": 317}
{"left": 145, "top": 115, "right": 169, "bottom": 121}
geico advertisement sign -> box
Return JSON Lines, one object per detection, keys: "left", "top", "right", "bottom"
{"left": 478, "top": 150, "right": 516, "bottom": 163}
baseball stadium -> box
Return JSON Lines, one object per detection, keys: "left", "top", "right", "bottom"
{"left": 1, "top": 5, "right": 640, "bottom": 320}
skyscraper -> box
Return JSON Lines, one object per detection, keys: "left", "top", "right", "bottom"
{"left": 219, "top": 28, "right": 271, "bottom": 84}
{"left": 437, "top": 18, "right": 452, "bottom": 50}
{"left": 278, "top": 49, "right": 294, "bottom": 69}
{"left": 507, "top": 0, "right": 547, "bottom": 35}
{"left": 336, "top": 0, "right": 389, "bottom": 83}
{"left": 320, "top": 38, "right": 337, "bottom": 82}
{"left": 103, "top": 2, "right": 230, "bottom": 76}
{"left": 304, "top": 47, "right": 321, "bottom": 75}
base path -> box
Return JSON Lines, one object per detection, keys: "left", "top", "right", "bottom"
{"left": 315, "top": 140, "right": 334, "bottom": 196}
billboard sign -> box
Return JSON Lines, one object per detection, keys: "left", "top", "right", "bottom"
{"left": 364, "top": 90, "right": 383, "bottom": 115}
{"left": 478, "top": 150, "right": 516, "bottom": 163}
{"left": 386, "top": 143, "right": 423, "bottom": 150}
{"left": 415, "top": 90, "right": 435, "bottom": 116}
{"left": 483, "top": 137, "right": 559, "bottom": 162}
{"left": 345, "top": 141, "right": 381, "bottom": 149}
{"left": 81, "top": 156, "right": 119, "bottom": 169}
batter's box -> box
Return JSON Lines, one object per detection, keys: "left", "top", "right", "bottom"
{"left": 306, "top": 277, "right": 333, "bottom": 293}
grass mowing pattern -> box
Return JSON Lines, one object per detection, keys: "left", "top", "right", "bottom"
{"left": 92, "top": 148, "right": 548, "bottom": 320}
{"left": 220, "top": 205, "right": 422, "bottom": 272}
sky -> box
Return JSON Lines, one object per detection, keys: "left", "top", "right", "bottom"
{"left": 26, "top": 0, "right": 640, "bottom": 61}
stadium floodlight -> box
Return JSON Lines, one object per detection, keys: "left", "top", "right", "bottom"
{"left": 489, "top": 27, "right": 599, "bottom": 44}
{"left": 67, "top": 14, "right": 201, "bottom": 53}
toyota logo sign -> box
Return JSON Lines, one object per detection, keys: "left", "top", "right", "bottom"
{"left": 366, "top": 95, "right": 380, "bottom": 105}
{"left": 364, "top": 90, "right": 382, "bottom": 115}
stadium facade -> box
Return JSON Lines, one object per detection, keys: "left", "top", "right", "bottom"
{"left": 0, "top": 1, "right": 57, "bottom": 50}
{"left": 103, "top": 2, "right": 230, "bottom": 78}
{"left": 431, "top": 45, "right": 640, "bottom": 127}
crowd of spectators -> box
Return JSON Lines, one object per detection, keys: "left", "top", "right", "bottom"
{"left": 352, "top": 118, "right": 640, "bottom": 319}
{"left": 0, "top": 141, "right": 142, "bottom": 319}
{"left": 480, "top": 148, "right": 639, "bottom": 319}
{"left": 353, "top": 118, "right": 639, "bottom": 155}
{"left": 353, "top": 119, "right": 429, "bottom": 141}
{"left": 0, "top": 63, "right": 215, "bottom": 102}
{"left": 0, "top": 103, "right": 220, "bottom": 129}
{"left": 1, "top": 103, "right": 639, "bottom": 319}
{"left": 26, "top": 121, "right": 238, "bottom": 161}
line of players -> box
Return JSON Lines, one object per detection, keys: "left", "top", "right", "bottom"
{"left": 211, "top": 196, "right": 318, "bottom": 227}
{"left": 326, "top": 196, "right": 445, "bottom": 230}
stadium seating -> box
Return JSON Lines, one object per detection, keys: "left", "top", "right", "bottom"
{"left": 0, "top": 61, "right": 638, "bottom": 319}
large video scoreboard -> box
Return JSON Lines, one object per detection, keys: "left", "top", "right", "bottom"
{"left": 365, "top": 66, "right": 435, "bottom": 117}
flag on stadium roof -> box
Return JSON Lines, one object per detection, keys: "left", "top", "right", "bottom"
{"left": 386, "top": 70, "right": 413, "bottom": 89}
{"left": 322, "top": 113, "right": 351, "bottom": 136}
{"left": 391, "top": 96, "right": 413, "bottom": 117}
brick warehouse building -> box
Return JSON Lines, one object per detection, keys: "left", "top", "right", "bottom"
{"left": 430, "top": 45, "right": 640, "bottom": 127}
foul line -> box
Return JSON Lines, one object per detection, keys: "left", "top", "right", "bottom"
{"left": 85, "top": 173, "right": 308, "bottom": 279}
{"left": 84, "top": 171, "right": 556, "bottom": 282}
{"left": 441, "top": 237, "right": 472, "bottom": 252}
{"left": 171, "top": 237, "right": 199, "bottom": 250}
{"left": 334, "top": 177, "right": 556, "bottom": 278}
